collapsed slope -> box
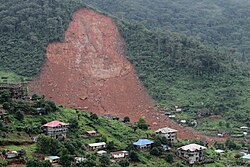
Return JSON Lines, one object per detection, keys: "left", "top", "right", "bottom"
{"left": 29, "top": 9, "right": 222, "bottom": 143}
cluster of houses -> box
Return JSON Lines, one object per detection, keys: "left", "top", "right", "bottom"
{"left": 37, "top": 120, "right": 209, "bottom": 165}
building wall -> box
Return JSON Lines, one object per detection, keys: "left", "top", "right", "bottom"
{"left": 157, "top": 132, "right": 177, "bottom": 143}
{"left": 177, "top": 150, "right": 205, "bottom": 164}
{"left": 44, "top": 125, "right": 68, "bottom": 138}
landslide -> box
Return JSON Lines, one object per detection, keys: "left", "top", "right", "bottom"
{"left": 29, "top": 9, "right": 223, "bottom": 143}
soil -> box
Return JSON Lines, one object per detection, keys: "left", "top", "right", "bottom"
{"left": 29, "top": 9, "right": 224, "bottom": 144}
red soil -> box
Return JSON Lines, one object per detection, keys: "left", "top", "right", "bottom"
{"left": 29, "top": 9, "right": 223, "bottom": 144}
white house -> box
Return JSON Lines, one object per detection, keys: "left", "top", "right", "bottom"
{"left": 176, "top": 144, "right": 207, "bottom": 164}
{"left": 87, "top": 142, "right": 106, "bottom": 151}
{"left": 97, "top": 150, "right": 107, "bottom": 156}
{"left": 155, "top": 127, "right": 178, "bottom": 143}
{"left": 110, "top": 151, "right": 129, "bottom": 159}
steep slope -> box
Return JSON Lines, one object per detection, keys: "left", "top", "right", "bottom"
{"left": 29, "top": 9, "right": 222, "bottom": 143}
{"left": 85, "top": 0, "right": 250, "bottom": 61}
{"left": 29, "top": 9, "right": 156, "bottom": 123}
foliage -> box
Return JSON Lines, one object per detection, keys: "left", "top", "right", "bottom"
{"left": 85, "top": 0, "right": 250, "bottom": 62}
{"left": 36, "top": 135, "right": 62, "bottom": 155}
{"left": 225, "top": 138, "right": 237, "bottom": 150}
{"left": 0, "top": 90, "right": 11, "bottom": 103}
{"left": 0, "top": 0, "right": 86, "bottom": 76}
{"left": 118, "top": 160, "right": 129, "bottom": 167}
{"left": 123, "top": 116, "right": 130, "bottom": 123}
{"left": 137, "top": 118, "right": 148, "bottom": 130}
{"left": 130, "top": 151, "right": 140, "bottom": 162}
{"left": 150, "top": 147, "right": 162, "bottom": 156}
{"left": 26, "top": 159, "right": 52, "bottom": 167}
{"left": 165, "top": 153, "right": 174, "bottom": 164}
{"left": 60, "top": 150, "right": 74, "bottom": 167}
{"left": 99, "top": 155, "right": 111, "bottom": 167}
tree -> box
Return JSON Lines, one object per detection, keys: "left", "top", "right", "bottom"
{"left": 166, "top": 153, "right": 174, "bottom": 164}
{"left": 15, "top": 110, "right": 24, "bottom": 120}
{"left": 99, "top": 155, "right": 111, "bottom": 167}
{"left": 123, "top": 116, "right": 130, "bottom": 123}
{"left": 69, "top": 118, "right": 79, "bottom": 129}
{"left": 90, "top": 113, "right": 98, "bottom": 121}
{"left": 150, "top": 147, "right": 161, "bottom": 156}
{"left": 225, "top": 138, "right": 236, "bottom": 150}
{"left": 137, "top": 118, "right": 148, "bottom": 130}
{"left": 36, "top": 135, "right": 61, "bottom": 155}
{"left": 118, "top": 159, "right": 129, "bottom": 167}
{"left": 60, "top": 150, "right": 74, "bottom": 167}
{"left": 26, "top": 159, "right": 52, "bottom": 167}
{"left": 130, "top": 151, "right": 140, "bottom": 162}
{"left": 106, "top": 141, "right": 115, "bottom": 151}
{"left": 0, "top": 90, "right": 11, "bottom": 103}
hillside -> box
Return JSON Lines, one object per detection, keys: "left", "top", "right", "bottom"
{"left": 0, "top": 0, "right": 250, "bottom": 133}
{"left": 84, "top": 0, "right": 250, "bottom": 62}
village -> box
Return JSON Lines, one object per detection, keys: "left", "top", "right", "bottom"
{"left": 0, "top": 83, "right": 250, "bottom": 166}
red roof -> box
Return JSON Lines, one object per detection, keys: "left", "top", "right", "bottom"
{"left": 42, "top": 120, "right": 68, "bottom": 127}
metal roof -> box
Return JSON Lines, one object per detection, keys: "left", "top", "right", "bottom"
{"left": 156, "top": 127, "right": 177, "bottom": 133}
{"left": 178, "top": 144, "right": 207, "bottom": 151}
{"left": 88, "top": 142, "right": 106, "bottom": 147}
{"left": 133, "top": 139, "right": 154, "bottom": 146}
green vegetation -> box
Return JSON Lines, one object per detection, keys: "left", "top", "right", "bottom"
{"left": 0, "top": 93, "right": 249, "bottom": 166}
{"left": 0, "top": 0, "right": 86, "bottom": 76}
{"left": 85, "top": 0, "right": 250, "bottom": 62}
{"left": 1, "top": 0, "right": 250, "bottom": 127}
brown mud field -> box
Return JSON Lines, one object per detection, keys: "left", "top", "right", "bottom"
{"left": 29, "top": 9, "right": 224, "bottom": 144}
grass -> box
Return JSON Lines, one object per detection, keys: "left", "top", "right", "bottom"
{"left": 0, "top": 70, "right": 30, "bottom": 83}
{"left": 1, "top": 144, "right": 36, "bottom": 158}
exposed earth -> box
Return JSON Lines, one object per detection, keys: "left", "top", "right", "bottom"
{"left": 29, "top": 9, "right": 223, "bottom": 143}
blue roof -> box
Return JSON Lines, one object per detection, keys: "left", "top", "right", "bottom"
{"left": 242, "top": 154, "right": 250, "bottom": 160}
{"left": 47, "top": 156, "right": 60, "bottom": 159}
{"left": 133, "top": 139, "right": 154, "bottom": 146}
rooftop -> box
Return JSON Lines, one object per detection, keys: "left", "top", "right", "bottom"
{"left": 178, "top": 144, "right": 207, "bottom": 151}
{"left": 86, "top": 130, "right": 97, "bottom": 134}
{"left": 46, "top": 156, "right": 60, "bottom": 160}
{"left": 133, "top": 139, "right": 154, "bottom": 146}
{"left": 88, "top": 142, "right": 106, "bottom": 147}
{"left": 242, "top": 154, "right": 250, "bottom": 160}
{"left": 97, "top": 150, "right": 107, "bottom": 154}
{"left": 215, "top": 149, "right": 225, "bottom": 153}
{"left": 156, "top": 127, "right": 177, "bottom": 133}
{"left": 110, "top": 151, "right": 128, "bottom": 155}
{"left": 42, "top": 120, "right": 69, "bottom": 127}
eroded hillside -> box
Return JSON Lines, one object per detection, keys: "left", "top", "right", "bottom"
{"left": 29, "top": 9, "right": 222, "bottom": 143}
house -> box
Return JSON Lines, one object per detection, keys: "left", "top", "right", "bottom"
{"left": 110, "top": 151, "right": 129, "bottom": 159}
{"left": 215, "top": 149, "right": 225, "bottom": 154}
{"left": 45, "top": 156, "right": 60, "bottom": 163}
{"left": 31, "top": 135, "right": 38, "bottom": 142}
{"left": 75, "top": 157, "right": 87, "bottom": 164}
{"left": 97, "top": 150, "right": 107, "bottom": 156}
{"left": 42, "top": 120, "right": 69, "bottom": 138}
{"left": 240, "top": 126, "right": 248, "bottom": 130}
{"left": 242, "top": 154, "right": 250, "bottom": 163}
{"left": 176, "top": 144, "right": 207, "bottom": 164}
{"left": 87, "top": 142, "right": 106, "bottom": 151}
{"left": 35, "top": 108, "right": 46, "bottom": 115}
{"left": 6, "top": 151, "right": 18, "bottom": 159}
{"left": 133, "top": 139, "right": 154, "bottom": 150}
{"left": 155, "top": 127, "right": 178, "bottom": 143}
{"left": 86, "top": 130, "right": 98, "bottom": 137}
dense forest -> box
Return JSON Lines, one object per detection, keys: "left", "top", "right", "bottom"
{"left": 0, "top": 0, "right": 250, "bottom": 125}
{"left": 84, "top": 0, "right": 250, "bottom": 62}
{"left": 0, "top": 0, "right": 85, "bottom": 76}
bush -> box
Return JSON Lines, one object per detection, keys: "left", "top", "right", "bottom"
{"left": 150, "top": 147, "right": 161, "bottom": 156}
{"left": 26, "top": 159, "right": 52, "bottom": 167}
{"left": 119, "top": 159, "right": 130, "bottom": 167}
